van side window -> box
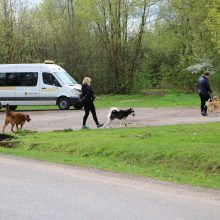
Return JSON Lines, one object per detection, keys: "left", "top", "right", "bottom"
{"left": 43, "top": 72, "right": 61, "bottom": 87}
{"left": 7, "top": 73, "right": 18, "bottom": 86}
{"left": 0, "top": 72, "right": 38, "bottom": 86}
{"left": 0, "top": 73, "right": 18, "bottom": 86}
{"left": 19, "top": 72, "right": 38, "bottom": 86}
{"left": 0, "top": 73, "right": 7, "bottom": 86}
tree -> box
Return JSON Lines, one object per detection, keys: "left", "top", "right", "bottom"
{"left": 206, "top": 0, "right": 220, "bottom": 54}
{"left": 85, "top": 0, "right": 158, "bottom": 93}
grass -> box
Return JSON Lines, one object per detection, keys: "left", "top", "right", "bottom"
{"left": 1, "top": 91, "right": 217, "bottom": 188}
{"left": 0, "top": 91, "right": 199, "bottom": 111}
{"left": 0, "top": 123, "right": 219, "bottom": 189}
{"left": 95, "top": 92, "right": 199, "bottom": 108}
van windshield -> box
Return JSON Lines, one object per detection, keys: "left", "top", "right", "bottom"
{"left": 54, "top": 71, "right": 77, "bottom": 85}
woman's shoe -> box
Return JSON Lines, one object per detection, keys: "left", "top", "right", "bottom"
{"left": 201, "top": 112, "right": 208, "bottom": 116}
{"left": 97, "top": 124, "right": 103, "bottom": 128}
{"left": 82, "top": 125, "right": 90, "bottom": 129}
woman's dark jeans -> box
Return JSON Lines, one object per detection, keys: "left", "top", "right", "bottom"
{"left": 83, "top": 101, "right": 99, "bottom": 126}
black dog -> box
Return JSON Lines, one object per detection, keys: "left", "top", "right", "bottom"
{"left": 105, "top": 107, "right": 135, "bottom": 128}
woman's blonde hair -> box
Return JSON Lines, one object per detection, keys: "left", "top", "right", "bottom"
{"left": 82, "top": 77, "right": 91, "bottom": 85}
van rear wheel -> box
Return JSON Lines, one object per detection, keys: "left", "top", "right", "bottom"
{"left": 57, "top": 97, "right": 70, "bottom": 110}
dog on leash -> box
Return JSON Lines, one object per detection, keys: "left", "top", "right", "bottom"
{"left": 2, "top": 104, "right": 31, "bottom": 133}
{"left": 205, "top": 96, "right": 220, "bottom": 116}
{"left": 104, "top": 107, "right": 135, "bottom": 128}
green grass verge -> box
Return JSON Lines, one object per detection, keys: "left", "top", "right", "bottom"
{"left": 95, "top": 92, "right": 199, "bottom": 108}
{"left": 0, "top": 123, "right": 219, "bottom": 189}
{"left": 1, "top": 91, "right": 199, "bottom": 111}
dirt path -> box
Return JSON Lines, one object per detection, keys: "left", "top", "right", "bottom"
{"left": 1, "top": 107, "right": 220, "bottom": 132}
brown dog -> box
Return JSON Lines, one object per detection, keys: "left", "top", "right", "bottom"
{"left": 205, "top": 96, "right": 220, "bottom": 116}
{"left": 2, "top": 105, "right": 31, "bottom": 133}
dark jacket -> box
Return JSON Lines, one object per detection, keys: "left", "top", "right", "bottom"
{"left": 81, "top": 84, "right": 95, "bottom": 104}
{"left": 197, "top": 76, "right": 212, "bottom": 95}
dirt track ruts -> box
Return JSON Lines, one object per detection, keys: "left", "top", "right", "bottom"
{"left": 1, "top": 107, "right": 220, "bottom": 132}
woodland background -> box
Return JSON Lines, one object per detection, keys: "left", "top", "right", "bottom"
{"left": 0, "top": 0, "right": 219, "bottom": 94}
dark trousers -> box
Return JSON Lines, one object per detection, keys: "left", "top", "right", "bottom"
{"left": 83, "top": 101, "right": 99, "bottom": 126}
{"left": 199, "top": 93, "right": 210, "bottom": 113}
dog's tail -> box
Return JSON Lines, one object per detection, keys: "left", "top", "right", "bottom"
{"left": 104, "top": 107, "right": 119, "bottom": 128}
{"left": 205, "top": 98, "right": 211, "bottom": 107}
{"left": 109, "top": 107, "right": 119, "bottom": 114}
{"left": 206, "top": 98, "right": 211, "bottom": 103}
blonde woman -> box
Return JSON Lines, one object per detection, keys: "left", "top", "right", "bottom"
{"left": 81, "top": 77, "right": 103, "bottom": 129}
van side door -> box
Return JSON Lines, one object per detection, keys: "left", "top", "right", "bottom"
{"left": 40, "top": 72, "right": 61, "bottom": 105}
{"left": 16, "top": 68, "right": 40, "bottom": 105}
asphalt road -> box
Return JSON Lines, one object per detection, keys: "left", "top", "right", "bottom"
{"left": 1, "top": 107, "right": 220, "bottom": 132}
{"left": 0, "top": 154, "right": 219, "bottom": 220}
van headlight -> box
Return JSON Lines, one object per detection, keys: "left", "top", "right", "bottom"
{"left": 72, "top": 88, "right": 81, "bottom": 94}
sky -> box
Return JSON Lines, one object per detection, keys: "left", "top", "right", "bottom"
{"left": 24, "top": 0, "right": 42, "bottom": 5}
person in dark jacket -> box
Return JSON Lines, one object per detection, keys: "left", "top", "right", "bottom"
{"left": 81, "top": 77, "right": 103, "bottom": 129}
{"left": 197, "top": 71, "right": 212, "bottom": 116}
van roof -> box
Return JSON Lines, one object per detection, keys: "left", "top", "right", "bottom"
{"left": 0, "top": 63, "right": 58, "bottom": 67}
{"left": 0, "top": 63, "right": 65, "bottom": 72}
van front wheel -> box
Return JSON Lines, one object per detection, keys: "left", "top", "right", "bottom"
{"left": 57, "top": 97, "right": 70, "bottom": 110}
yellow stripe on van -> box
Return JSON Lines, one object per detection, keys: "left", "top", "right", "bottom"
{"left": 0, "top": 87, "right": 16, "bottom": 90}
{"left": 41, "top": 88, "right": 58, "bottom": 92}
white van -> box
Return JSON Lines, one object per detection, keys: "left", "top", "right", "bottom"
{"left": 0, "top": 61, "right": 83, "bottom": 110}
